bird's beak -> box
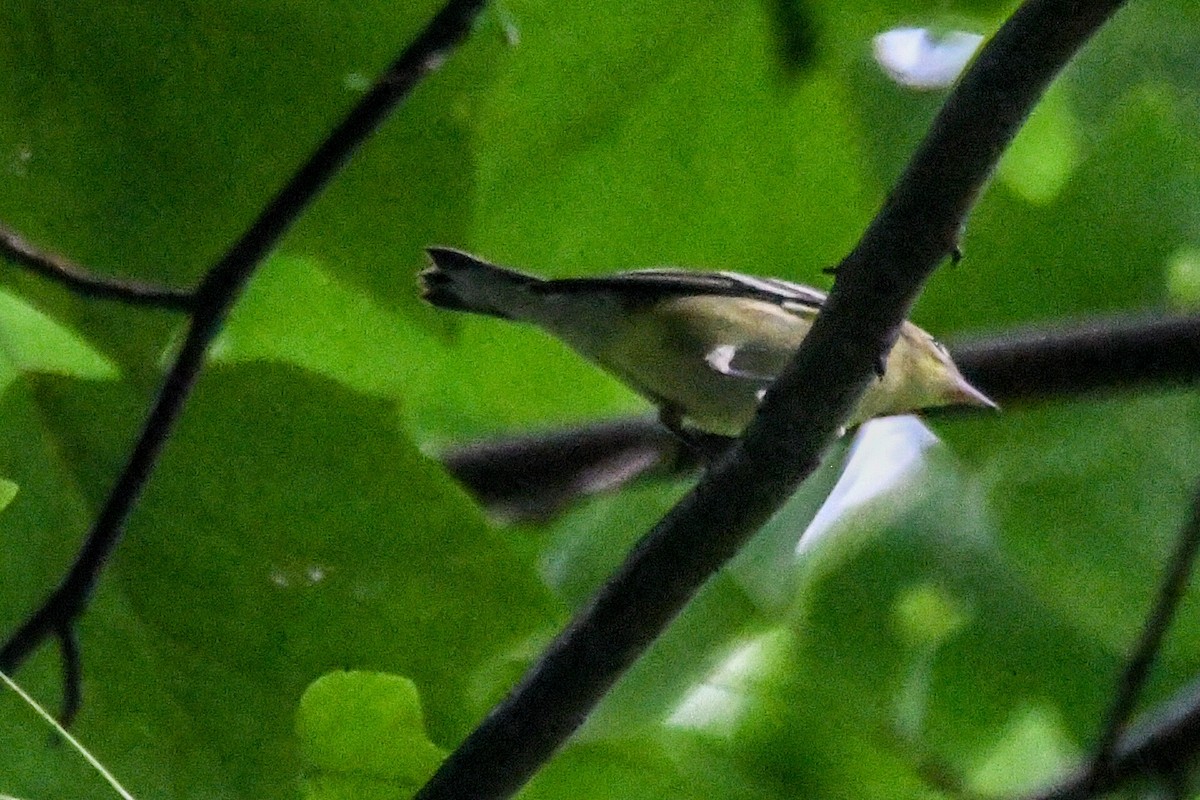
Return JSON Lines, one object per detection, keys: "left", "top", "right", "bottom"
{"left": 950, "top": 375, "right": 999, "bottom": 411}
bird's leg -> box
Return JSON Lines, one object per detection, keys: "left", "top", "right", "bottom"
{"left": 658, "top": 406, "right": 736, "bottom": 464}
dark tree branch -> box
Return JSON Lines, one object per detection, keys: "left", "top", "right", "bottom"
{"left": 412, "top": 1, "right": 1127, "bottom": 798}
{"left": 0, "top": 223, "right": 194, "bottom": 310}
{"left": 0, "top": 0, "right": 491, "bottom": 720}
{"left": 442, "top": 417, "right": 696, "bottom": 521}
{"left": 57, "top": 624, "right": 81, "bottom": 725}
{"left": 442, "top": 313, "right": 1200, "bottom": 519}
{"left": 953, "top": 313, "right": 1200, "bottom": 403}
{"left": 1023, "top": 485, "right": 1200, "bottom": 800}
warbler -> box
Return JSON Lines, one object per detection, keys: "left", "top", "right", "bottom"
{"left": 420, "top": 248, "right": 995, "bottom": 440}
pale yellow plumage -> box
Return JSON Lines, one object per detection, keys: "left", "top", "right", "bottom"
{"left": 420, "top": 248, "right": 995, "bottom": 438}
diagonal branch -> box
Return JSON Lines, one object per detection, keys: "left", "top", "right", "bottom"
{"left": 412, "top": 0, "right": 1129, "bottom": 798}
{"left": 0, "top": 223, "right": 194, "bottom": 310}
{"left": 0, "top": 0, "right": 491, "bottom": 723}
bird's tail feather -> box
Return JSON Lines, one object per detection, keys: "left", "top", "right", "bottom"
{"left": 420, "top": 247, "right": 542, "bottom": 320}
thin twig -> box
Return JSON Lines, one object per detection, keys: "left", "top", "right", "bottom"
{"left": 0, "top": 0, "right": 491, "bottom": 718}
{"left": 1088, "top": 482, "right": 1200, "bottom": 778}
{"left": 57, "top": 624, "right": 81, "bottom": 725}
{"left": 1023, "top": 486, "right": 1200, "bottom": 800}
{"left": 412, "top": 1, "right": 1127, "bottom": 798}
{"left": 0, "top": 223, "right": 194, "bottom": 310}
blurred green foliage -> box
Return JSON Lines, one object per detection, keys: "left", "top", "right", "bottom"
{"left": 0, "top": 0, "right": 1198, "bottom": 798}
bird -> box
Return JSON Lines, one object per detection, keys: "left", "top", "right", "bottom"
{"left": 419, "top": 247, "right": 995, "bottom": 447}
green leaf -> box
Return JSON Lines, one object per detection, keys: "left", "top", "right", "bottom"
{"left": 297, "top": 671, "right": 445, "bottom": 800}
{"left": 0, "top": 478, "right": 17, "bottom": 512}
{"left": 523, "top": 735, "right": 719, "bottom": 800}
{"left": 943, "top": 394, "right": 1200, "bottom": 652}
{"left": 1, "top": 0, "right": 1198, "bottom": 797}
{"left": 0, "top": 289, "right": 118, "bottom": 382}
{"left": 967, "top": 705, "right": 1079, "bottom": 796}
{"left": 4, "top": 365, "right": 560, "bottom": 798}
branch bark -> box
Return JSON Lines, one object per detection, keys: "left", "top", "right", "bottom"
{"left": 953, "top": 312, "right": 1200, "bottom": 402}
{"left": 443, "top": 416, "right": 697, "bottom": 521}
{"left": 0, "top": 223, "right": 194, "bottom": 310}
{"left": 412, "top": 0, "right": 1129, "bottom": 798}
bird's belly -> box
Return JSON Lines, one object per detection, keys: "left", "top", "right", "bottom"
{"left": 618, "top": 352, "right": 762, "bottom": 436}
{"left": 590, "top": 305, "right": 785, "bottom": 437}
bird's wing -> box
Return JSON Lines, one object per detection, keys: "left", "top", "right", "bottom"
{"left": 704, "top": 343, "right": 782, "bottom": 384}
{"left": 536, "top": 268, "right": 827, "bottom": 309}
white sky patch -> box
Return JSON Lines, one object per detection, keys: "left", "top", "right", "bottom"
{"left": 873, "top": 28, "right": 984, "bottom": 90}
{"left": 797, "top": 416, "right": 940, "bottom": 554}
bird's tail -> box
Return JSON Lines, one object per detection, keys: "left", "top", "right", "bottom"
{"left": 420, "top": 247, "right": 543, "bottom": 320}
